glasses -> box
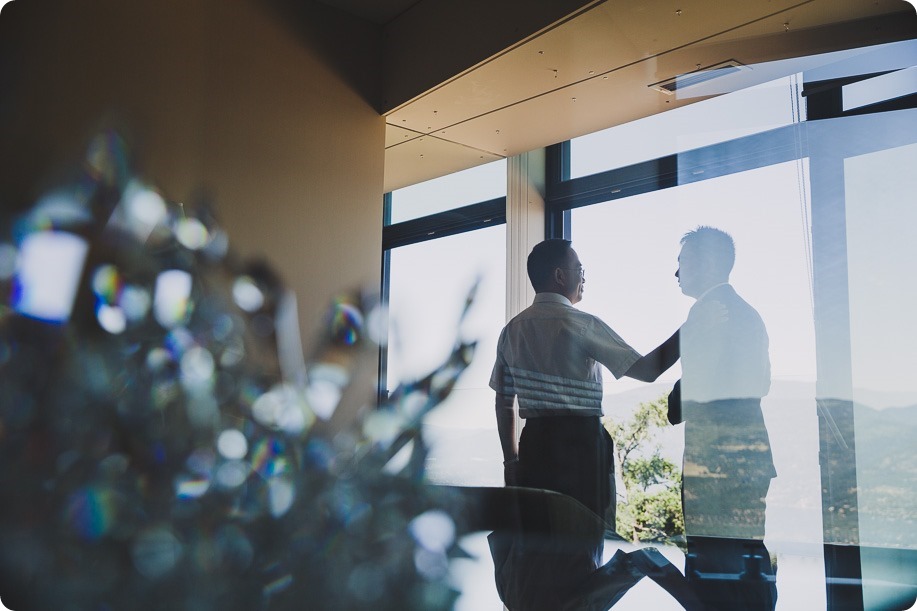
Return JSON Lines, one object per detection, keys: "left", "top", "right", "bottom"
{"left": 559, "top": 267, "right": 585, "bottom": 280}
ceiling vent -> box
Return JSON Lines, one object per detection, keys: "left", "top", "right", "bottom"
{"left": 650, "top": 60, "right": 749, "bottom": 95}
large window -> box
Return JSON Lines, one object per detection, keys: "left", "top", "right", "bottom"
{"left": 383, "top": 160, "right": 507, "bottom": 487}
{"left": 384, "top": 39, "right": 917, "bottom": 611}
{"left": 547, "top": 41, "right": 917, "bottom": 611}
{"left": 571, "top": 158, "right": 823, "bottom": 609}
{"left": 388, "top": 160, "right": 507, "bottom": 224}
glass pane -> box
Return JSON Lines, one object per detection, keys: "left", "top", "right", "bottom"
{"left": 571, "top": 159, "right": 823, "bottom": 609}
{"left": 388, "top": 159, "right": 507, "bottom": 224}
{"left": 844, "top": 137, "right": 917, "bottom": 610}
{"left": 570, "top": 75, "right": 805, "bottom": 179}
{"left": 386, "top": 224, "right": 506, "bottom": 486}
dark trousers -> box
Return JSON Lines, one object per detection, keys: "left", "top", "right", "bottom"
{"left": 686, "top": 535, "right": 778, "bottom": 611}
{"left": 681, "top": 399, "right": 777, "bottom": 610}
{"left": 517, "top": 415, "right": 615, "bottom": 566}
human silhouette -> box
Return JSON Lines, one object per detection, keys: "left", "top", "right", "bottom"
{"left": 670, "top": 226, "right": 777, "bottom": 610}
{"left": 488, "top": 239, "right": 704, "bottom": 610}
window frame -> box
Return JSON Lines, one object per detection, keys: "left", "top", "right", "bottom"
{"left": 379, "top": 187, "right": 507, "bottom": 402}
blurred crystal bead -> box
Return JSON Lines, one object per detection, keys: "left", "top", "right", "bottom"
{"left": 12, "top": 231, "right": 88, "bottom": 322}
{"left": 364, "top": 303, "right": 388, "bottom": 345}
{"left": 217, "top": 429, "right": 248, "bottom": 460}
{"left": 219, "top": 338, "right": 245, "bottom": 368}
{"left": 175, "top": 474, "right": 211, "bottom": 499}
{"left": 175, "top": 217, "right": 209, "bottom": 250}
{"left": 396, "top": 390, "right": 429, "bottom": 421}
{"left": 187, "top": 448, "right": 216, "bottom": 475}
{"left": 132, "top": 526, "right": 183, "bottom": 579}
{"left": 215, "top": 460, "right": 249, "bottom": 489}
{"left": 97, "top": 304, "right": 127, "bottom": 334}
{"left": 91, "top": 264, "right": 120, "bottom": 301}
{"left": 212, "top": 313, "right": 235, "bottom": 342}
{"left": 382, "top": 438, "right": 414, "bottom": 474}
{"left": 263, "top": 572, "right": 293, "bottom": 597}
{"left": 203, "top": 228, "right": 229, "bottom": 259}
{"left": 267, "top": 477, "right": 295, "bottom": 517}
{"left": 187, "top": 393, "right": 219, "bottom": 429}
{"left": 180, "top": 346, "right": 215, "bottom": 390}
{"left": 24, "top": 190, "right": 92, "bottom": 231}
{"left": 145, "top": 347, "right": 172, "bottom": 371}
{"left": 250, "top": 437, "right": 288, "bottom": 478}
{"left": 363, "top": 410, "right": 405, "bottom": 446}
{"left": 305, "top": 363, "right": 349, "bottom": 420}
{"left": 112, "top": 181, "right": 168, "bottom": 242}
{"left": 409, "top": 510, "right": 455, "bottom": 553}
{"left": 251, "top": 384, "right": 313, "bottom": 435}
{"left": 154, "top": 270, "right": 193, "bottom": 328}
{"left": 120, "top": 285, "right": 151, "bottom": 321}
{"left": 64, "top": 486, "right": 119, "bottom": 541}
{"left": 305, "top": 379, "right": 342, "bottom": 421}
{"left": 414, "top": 547, "right": 449, "bottom": 581}
{"left": 178, "top": 449, "right": 216, "bottom": 497}
{"left": 232, "top": 276, "right": 264, "bottom": 312}
{"left": 329, "top": 300, "right": 363, "bottom": 346}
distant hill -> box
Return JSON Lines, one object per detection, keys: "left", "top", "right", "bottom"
{"left": 420, "top": 380, "right": 917, "bottom": 549}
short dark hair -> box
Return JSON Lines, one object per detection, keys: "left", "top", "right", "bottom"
{"left": 527, "top": 239, "right": 572, "bottom": 291}
{"left": 680, "top": 226, "right": 735, "bottom": 277}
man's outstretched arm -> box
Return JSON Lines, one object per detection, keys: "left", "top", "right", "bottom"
{"left": 495, "top": 392, "right": 519, "bottom": 485}
{"left": 624, "top": 329, "right": 680, "bottom": 382}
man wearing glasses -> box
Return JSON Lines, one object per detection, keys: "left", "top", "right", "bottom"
{"left": 488, "top": 238, "right": 687, "bottom": 610}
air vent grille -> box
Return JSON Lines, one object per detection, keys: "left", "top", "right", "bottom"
{"left": 650, "top": 60, "right": 748, "bottom": 95}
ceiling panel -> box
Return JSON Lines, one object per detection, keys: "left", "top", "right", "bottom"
{"left": 383, "top": 132, "right": 503, "bottom": 193}
{"left": 384, "top": 0, "right": 810, "bottom": 132}
{"left": 383, "top": 0, "right": 917, "bottom": 191}
{"left": 385, "top": 123, "right": 423, "bottom": 148}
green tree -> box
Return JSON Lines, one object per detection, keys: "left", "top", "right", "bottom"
{"left": 605, "top": 394, "right": 684, "bottom": 547}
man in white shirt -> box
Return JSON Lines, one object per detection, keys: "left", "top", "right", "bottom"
{"left": 491, "top": 238, "right": 677, "bottom": 531}
{"left": 492, "top": 240, "right": 630, "bottom": 523}
{"left": 487, "top": 239, "right": 691, "bottom": 611}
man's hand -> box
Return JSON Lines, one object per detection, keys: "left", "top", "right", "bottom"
{"left": 624, "top": 328, "right": 680, "bottom": 382}
{"left": 495, "top": 392, "right": 518, "bottom": 486}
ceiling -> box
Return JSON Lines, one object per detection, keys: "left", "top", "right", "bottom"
{"left": 323, "top": 0, "right": 917, "bottom": 193}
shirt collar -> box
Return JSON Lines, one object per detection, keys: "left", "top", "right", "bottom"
{"left": 697, "top": 282, "right": 729, "bottom": 302}
{"left": 533, "top": 292, "right": 573, "bottom": 306}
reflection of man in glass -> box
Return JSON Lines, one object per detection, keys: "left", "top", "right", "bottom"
{"left": 671, "top": 226, "right": 777, "bottom": 610}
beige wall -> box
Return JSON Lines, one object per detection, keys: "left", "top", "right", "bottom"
{"left": 0, "top": 0, "right": 385, "bottom": 347}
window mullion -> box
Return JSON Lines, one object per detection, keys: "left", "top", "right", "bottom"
{"left": 506, "top": 149, "right": 546, "bottom": 323}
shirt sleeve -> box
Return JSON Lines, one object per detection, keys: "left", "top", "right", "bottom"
{"left": 489, "top": 328, "right": 513, "bottom": 395}
{"left": 583, "top": 316, "right": 641, "bottom": 379}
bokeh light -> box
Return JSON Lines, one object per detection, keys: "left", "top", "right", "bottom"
{"left": 12, "top": 231, "right": 88, "bottom": 322}
{"left": 0, "top": 129, "right": 479, "bottom": 611}
{"left": 233, "top": 276, "right": 265, "bottom": 312}
{"left": 154, "top": 269, "right": 193, "bottom": 328}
